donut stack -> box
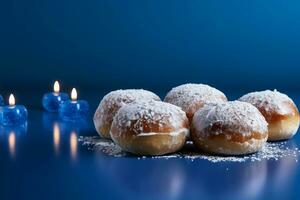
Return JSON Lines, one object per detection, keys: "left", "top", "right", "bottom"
{"left": 93, "top": 85, "right": 299, "bottom": 156}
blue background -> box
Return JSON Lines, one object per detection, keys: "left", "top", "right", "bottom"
{"left": 1, "top": 0, "right": 300, "bottom": 94}
{"left": 1, "top": 2, "right": 300, "bottom": 200}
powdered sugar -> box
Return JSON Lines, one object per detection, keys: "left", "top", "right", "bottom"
{"left": 239, "top": 90, "right": 296, "bottom": 116}
{"left": 79, "top": 136, "right": 126, "bottom": 157}
{"left": 94, "top": 89, "right": 160, "bottom": 134}
{"left": 79, "top": 136, "right": 300, "bottom": 163}
{"left": 111, "top": 100, "right": 188, "bottom": 137}
{"left": 193, "top": 101, "right": 268, "bottom": 136}
{"left": 96, "top": 89, "right": 160, "bottom": 118}
{"left": 164, "top": 83, "right": 227, "bottom": 116}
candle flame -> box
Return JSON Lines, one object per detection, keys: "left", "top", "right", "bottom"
{"left": 71, "top": 88, "right": 77, "bottom": 101}
{"left": 54, "top": 81, "right": 60, "bottom": 93}
{"left": 9, "top": 94, "right": 15, "bottom": 106}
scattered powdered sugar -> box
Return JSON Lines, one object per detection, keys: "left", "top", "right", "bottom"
{"left": 94, "top": 89, "right": 161, "bottom": 131}
{"left": 79, "top": 136, "right": 300, "bottom": 163}
{"left": 111, "top": 100, "right": 188, "bottom": 136}
{"left": 164, "top": 83, "right": 227, "bottom": 115}
{"left": 193, "top": 101, "right": 268, "bottom": 136}
{"left": 79, "top": 136, "right": 127, "bottom": 157}
{"left": 239, "top": 89, "right": 296, "bottom": 115}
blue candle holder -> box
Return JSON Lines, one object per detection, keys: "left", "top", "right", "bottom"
{"left": 0, "top": 122, "right": 28, "bottom": 135}
{"left": 0, "top": 94, "right": 28, "bottom": 126}
{"left": 59, "top": 88, "right": 89, "bottom": 121}
{"left": 59, "top": 100, "right": 89, "bottom": 121}
{"left": 42, "top": 92, "right": 69, "bottom": 112}
{"left": 0, "top": 95, "right": 4, "bottom": 106}
{"left": 0, "top": 105, "right": 28, "bottom": 126}
{"left": 42, "top": 81, "right": 69, "bottom": 112}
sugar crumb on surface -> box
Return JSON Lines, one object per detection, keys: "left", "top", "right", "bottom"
{"left": 79, "top": 136, "right": 300, "bottom": 163}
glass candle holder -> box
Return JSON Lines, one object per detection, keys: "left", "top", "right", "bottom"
{"left": 59, "top": 100, "right": 89, "bottom": 121}
{"left": 42, "top": 92, "right": 69, "bottom": 112}
{"left": 0, "top": 95, "right": 28, "bottom": 126}
{"left": 42, "top": 81, "right": 69, "bottom": 112}
{"left": 58, "top": 88, "right": 89, "bottom": 121}
{"left": 0, "top": 122, "right": 28, "bottom": 135}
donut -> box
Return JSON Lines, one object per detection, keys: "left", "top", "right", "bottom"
{"left": 191, "top": 101, "right": 268, "bottom": 155}
{"left": 110, "top": 100, "right": 189, "bottom": 155}
{"left": 239, "top": 90, "right": 300, "bottom": 141}
{"left": 164, "top": 83, "right": 227, "bottom": 123}
{"left": 93, "top": 89, "right": 160, "bottom": 139}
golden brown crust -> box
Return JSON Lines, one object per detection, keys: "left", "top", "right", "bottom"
{"left": 191, "top": 134, "right": 267, "bottom": 155}
{"left": 110, "top": 126, "right": 188, "bottom": 155}
{"left": 255, "top": 101, "right": 299, "bottom": 123}
{"left": 191, "top": 101, "right": 268, "bottom": 155}
{"left": 238, "top": 90, "right": 300, "bottom": 125}
{"left": 94, "top": 121, "right": 111, "bottom": 139}
{"left": 191, "top": 123, "right": 268, "bottom": 143}
{"left": 185, "top": 101, "right": 205, "bottom": 122}
{"left": 110, "top": 101, "right": 189, "bottom": 155}
{"left": 239, "top": 90, "right": 300, "bottom": 141}
{"left": 93, "top": 89, "right": 161, "bottom": 139}
{"left": 177, "top": 96, "right": 228, "bottom": 123}
{"left": 267, "top": 114, "right": 300, "bottom": 141}
{"left": 164, "top": 83, "right": 228, "bottom": 124}
{"left": 191, "top": 121, "right": 268, "bottom": 155}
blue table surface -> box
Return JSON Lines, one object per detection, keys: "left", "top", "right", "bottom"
{"left": 1, "top": 91, "right": 300, "bottom": 200}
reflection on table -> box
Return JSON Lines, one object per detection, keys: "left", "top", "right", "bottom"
{"left": 70, "top": 131, "right": 78, "bottom": 160}
{"left": 43, "top": 112, "right": 85, "bottom": 160}
{"left": 0, "top": 109, "right": 298, "bottom": 200}
{"left": 0, "top": 123, "right": 27, "bottom": 159}
{"left": 8, "top": 131, "right": 16, "bottom": 158}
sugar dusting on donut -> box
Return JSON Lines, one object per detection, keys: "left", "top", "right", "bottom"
{"left": 164, "top": 83, "right": 227, "bottom": 113}
{"left": 239, "top": 90, "right": 296, "bottom": 115}
{"left": 112, "top": 100, "right": 188, "bottom": 137}
{"left": 95, "top": 89, "right": 160, "bottom": 122}
{"left": 193, "top": 101, "right": 268, "bottom": 136}
{"left": 137, "top": 128, "right": 189, "bottom": 137}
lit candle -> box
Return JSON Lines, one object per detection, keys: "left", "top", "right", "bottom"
{"left": 42, "top": 81, "right": 69, "bottom": 112}
{"left": 59, "top": 88, "right": 89, "bottom": 121}
{"left": 0, "top": 94, "right": 28, "bottom": 126}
